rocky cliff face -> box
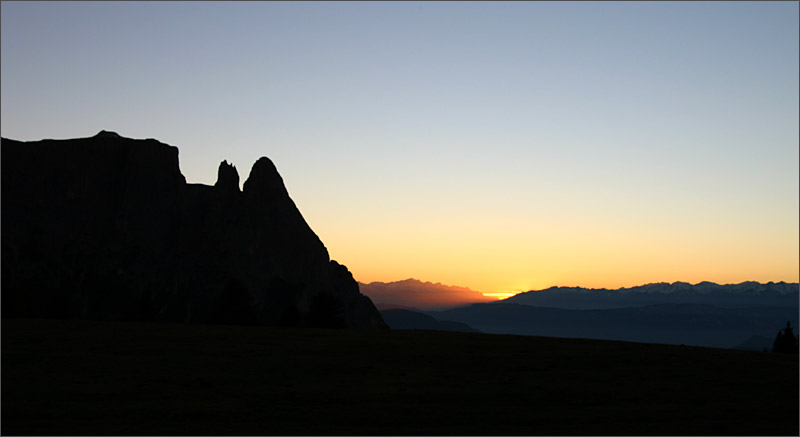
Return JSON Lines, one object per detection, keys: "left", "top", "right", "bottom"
{"left": 1, "top": 131, "right": 386, "bottom": 329}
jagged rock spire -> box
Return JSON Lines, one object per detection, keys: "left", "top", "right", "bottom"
{"left": 215, "top": 160, "right": 240, "bottom": 192}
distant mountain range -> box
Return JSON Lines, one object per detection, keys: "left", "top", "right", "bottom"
{"left": 361, "top": 279, "right": 799, "bottom": 348}
{"left": 502, "top": 281, "right": 799, "bottom": 310}
{"left": 415, "top": 281, "right": 799, "bottom": 349}
{"left": 359, "top": 278, "right": 495, "bottom": 310}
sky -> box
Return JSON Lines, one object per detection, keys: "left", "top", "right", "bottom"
{"left": 2, "top": 1, "right": 798, "bottom": 296}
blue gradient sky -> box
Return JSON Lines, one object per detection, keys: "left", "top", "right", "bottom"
{"left": 2, "top": 1, "right": 798, "bottom": 293}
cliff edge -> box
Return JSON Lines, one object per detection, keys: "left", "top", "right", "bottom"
{"left": 1, "top": 131, "right": 386, "bottom": 329}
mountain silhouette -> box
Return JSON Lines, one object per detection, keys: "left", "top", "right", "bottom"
{"left": 1, "top": 131, "right": 386, "bottom": 329}
{"left": 359, "top": 278, "right": 495, "bottom": 310}
{"left": 502, "top": 281, "right": 799, "bottom": 310}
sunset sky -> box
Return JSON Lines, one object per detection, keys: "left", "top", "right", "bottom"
{"left": 2, "top": 2, "right": 798, "bottom": 295}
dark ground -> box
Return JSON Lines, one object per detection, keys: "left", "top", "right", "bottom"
{"left": 2, "top": 318, "right": 798, "bottom": 435}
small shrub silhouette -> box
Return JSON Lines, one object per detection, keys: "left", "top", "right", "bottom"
{"left": 307, "top": 292, "right": 346, "bottom": 329}
{"left": 772, "top": 321, "right": 799, "bottom": 354}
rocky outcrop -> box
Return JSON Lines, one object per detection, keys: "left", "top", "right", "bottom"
{"left": 1, "top": 131, "right": 386, "bottom": 329}
{"left": 214, "top": 160, "right": 240, "bottom": 193}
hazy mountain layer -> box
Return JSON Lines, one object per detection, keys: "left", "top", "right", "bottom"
{"left": 428, "top": 302, "right": 798, "bottom": 349}
{"left": 359, "top": 278, "right": 495, "bottom": 310}
{"left": 1, "top": 131, "right": 386, "bottom": 328}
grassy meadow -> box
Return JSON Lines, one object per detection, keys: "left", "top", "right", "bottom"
{"left": 2, "top": 318, "right": 798, "bottom": 435}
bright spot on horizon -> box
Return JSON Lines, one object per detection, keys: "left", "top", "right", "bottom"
{"left": 482, "top": 292, "right": 521, "bottom": 300}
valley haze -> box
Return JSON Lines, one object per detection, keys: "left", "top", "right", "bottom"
{"left": 371, "top": 279, "right": 798, "bottom": 349}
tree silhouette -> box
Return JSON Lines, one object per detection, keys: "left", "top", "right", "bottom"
{"left": 215, "top": 278, "right": 261, "bottom": 325}
{"left": 772, "top": 321, "right": 799, "bottom": 354}
{"left": 137, "top": 290, "right": 155, "bottom": 322}
{"left": 307, "top": 292, "right": 346, "bottom": 329}
{"left": 278, "top": 305, "right": 301, "bottom": 327}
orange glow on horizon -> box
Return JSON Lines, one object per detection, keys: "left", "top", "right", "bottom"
{"left": 305, "top": 191, "right": 799, "bottom": 296}
{"left": 482, "top": 292, "right": 521, "bottom": 300}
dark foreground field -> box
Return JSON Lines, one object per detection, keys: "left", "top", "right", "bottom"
{"left": 2, "top": 318, "right": 798, "bottom": 435}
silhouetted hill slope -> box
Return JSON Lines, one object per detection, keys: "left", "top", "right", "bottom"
{"left": 3, "top": 318, "right": 797, "bottom": 435}
{"left": 503, "top": 281, "right": 799, "bottom": 310}
{"left": 1, "top": 132, "right": 386, "bottom": 329}
{"left": 732, "top": 335, "right": 774, "bottom": 352}
{"left": 380, "top": 309, "right": 481, "bottom": 333}
{"left": 359, "top": 278, "right": 494, "bottom": 310}
{"left": 429, "top": 302, "right": 799, "bottom": 349}
{"left": 373, "top": 303, "right": 423, "bottom": 311}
